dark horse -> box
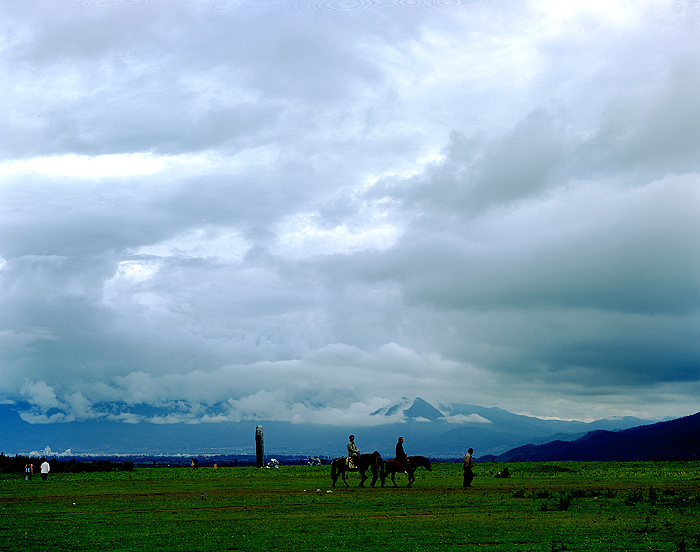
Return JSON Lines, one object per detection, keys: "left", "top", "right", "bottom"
{"left": 383, "top": 455, "right": 433, "bottom": 488}
{"left": 330, "top": 451, "right": 384, "bottom": 487}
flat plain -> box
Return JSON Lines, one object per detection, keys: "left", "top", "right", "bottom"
{"left": 1, "top": 461, "right": 699, "bottom": 551}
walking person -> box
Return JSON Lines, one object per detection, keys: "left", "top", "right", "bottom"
{"left": 462, "top": 448, "right": 474, "bottom": 488}
{"left": 40, "top": 458, "right": 50, "bottom": 481}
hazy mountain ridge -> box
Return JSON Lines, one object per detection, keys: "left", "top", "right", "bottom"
{"left": 491, "top": 411, "right": 700, "bottom": 462}
{"left": 0, "top": 398, "right": 663, "bottom": 458}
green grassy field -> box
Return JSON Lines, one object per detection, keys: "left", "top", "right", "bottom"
{"left": 2, "top": 461, "right": 699, "bottom": 551}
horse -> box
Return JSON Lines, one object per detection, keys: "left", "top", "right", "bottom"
{"left": 383, "top": 455, "right": 432, "bottom": 488}
{"left": 330, "top": 451, "right": 384, "bottom": 487}
{"left": 408, "top": 455, "right": 433, "bottom": 471}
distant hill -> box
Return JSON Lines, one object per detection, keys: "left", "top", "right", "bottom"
{"left": 0, "top": 397, "right": 660, "bottom": 458}
{"left": 490, "top": 412, "right": 700, "bottom": 462}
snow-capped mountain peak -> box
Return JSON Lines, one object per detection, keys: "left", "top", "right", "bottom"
{"left": 370, "top": 397, "right": 444, "bottom": 421}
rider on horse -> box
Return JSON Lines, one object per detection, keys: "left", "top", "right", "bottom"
{"left": 347, "top": 434, "right": 361, "bottom": 468}
{"left": 396, "top": 436, "right": 409, "bottom": 473}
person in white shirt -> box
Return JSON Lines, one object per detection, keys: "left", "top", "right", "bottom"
{"left": 40, "top": 459, "right": 50, "bottom": 481}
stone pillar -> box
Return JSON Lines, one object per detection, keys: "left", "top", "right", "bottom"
{"left": 255, "top": 425, "right": 264, "bottom": 468}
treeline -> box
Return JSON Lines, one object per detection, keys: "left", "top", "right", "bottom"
{"left": 0, "top": 453, "right": 339, "bottom": 473}
{"left": 0, "top": 453, "right": 134, "bottom": 474}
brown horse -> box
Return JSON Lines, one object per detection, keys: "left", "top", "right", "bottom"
{"left": 330, "top": 451, "right": 384, "bottom": 487}
{"left": 383, "top": 455, "right": 432, "bottom": 487}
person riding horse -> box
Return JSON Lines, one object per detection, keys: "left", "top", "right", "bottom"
{"left": 331, "top": 450, "right": 384, "bottom": 487}
{"left": 384, "top": 455, "right": 431, "bottom": 487}
{"left": 396, "top": 436, "right": 409, "bottom": 472}
{"left": 347, "top": 434, "right": 361, "bottom": 468}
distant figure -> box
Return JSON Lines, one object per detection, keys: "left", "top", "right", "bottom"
{"left": 191, "top": 458, "right": 199, "bottom": 469}
{"left": 396, "top": 437, "right": 409, "bottom": 472}
{"left": 347, "top": 435, "right": 361, "bottom": 467}
{"left": 213, "top": 463, "right": 218, "bottom": 469}
{"left": 40, "top": 459, "right": 50, "bottom": 481}
{"left": 462, "top": 448, "right": 474, "bottom": 488}
{"left": 25, "top": 463, "right": 32, "bottom": 481}
{"left": 494, "top": 467, "right": 510, "bottom": 478}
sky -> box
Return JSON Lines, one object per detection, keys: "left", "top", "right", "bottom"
{"left": 1, "top": 0, "right": 699, "bottom": 429}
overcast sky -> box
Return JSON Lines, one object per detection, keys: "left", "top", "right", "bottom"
{"left": 1, "top": 0, "right": 699, "bottom": 429}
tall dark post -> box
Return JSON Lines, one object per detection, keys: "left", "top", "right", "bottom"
{"left": 255, "top": 425, "right": 264, "bottom": 468}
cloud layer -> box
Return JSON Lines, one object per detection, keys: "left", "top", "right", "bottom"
{"left": 1, "top": 0, "right": 699, "bottom": 426}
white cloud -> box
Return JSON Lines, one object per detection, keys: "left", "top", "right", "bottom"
{"left": 20, "top": 381, "right": 62, "bottom": 412}
{"left": 0, "top": 154, "right": 171, "bottom": 178}
{"left": 275, "top": 212, "right": 401, "bottom": 259}
{"left": 442, "top": 414, "right": 492, "bottom": 424}
{"left": 138, "top": 228, "right": 250, "bottom": 262}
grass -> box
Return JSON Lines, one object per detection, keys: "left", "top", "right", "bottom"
{"left": 1, "top": 461, "right": 699, "bottom": 551}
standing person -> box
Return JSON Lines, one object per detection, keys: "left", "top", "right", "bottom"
{"left": 462, "top": 448, "right": 474, "bottom": 488}
{"left": 25, "top": 463, "right": 32, "bottom": 481}
{"left": 396, "top": 437, "right": 409, "bottom": 472}
{"left": 40, "top": 459, "right": 50, "bottom": 481}
{"left": 347, "top": 435, "right": 360, "bottom": 467}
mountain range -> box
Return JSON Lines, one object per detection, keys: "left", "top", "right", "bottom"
{"left": 0, "top": 397, "right": 675, "bottom": 460}
{"left": 488, "top": 411, "right": 700, "bottom": 462}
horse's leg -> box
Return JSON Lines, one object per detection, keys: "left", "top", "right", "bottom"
{"left": 407, "top": 469, "right": 415, "bottom": 488}
{"left": 391, "top": 471, "right": 397, "bottom": 487}
{"left": 370, "top": 466, "right": 377, "bottom": 487}
{"left": 359, "top": 468, "right": 367, "bottom": 487}
{"left": 342, "top": 468, "right": 350, "bottom": 487}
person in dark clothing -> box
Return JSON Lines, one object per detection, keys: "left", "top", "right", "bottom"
{"left": 462, "top": 448, "right": 474, "bottom": 488}
{"left": 396, "top": 436, "right": 409, "bottom": 472}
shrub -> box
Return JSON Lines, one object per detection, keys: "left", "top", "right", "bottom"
{"left": 555, "top": 492, "right": 572, "bottom": 511}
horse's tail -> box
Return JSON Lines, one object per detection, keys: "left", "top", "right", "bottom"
{"left": 330, "top": 458, "right": 338, "bottom": 480}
